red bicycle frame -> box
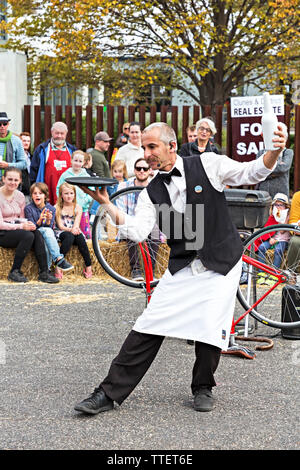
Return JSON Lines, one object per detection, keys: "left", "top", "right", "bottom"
{"left": 231, "top": 253, "right": 288, "bottom": 330}
{"left": 137, "top": 247, "right": 288, "bottom": 328}
{"left": 138, "top": 241, "right": 154, "bottom": 303}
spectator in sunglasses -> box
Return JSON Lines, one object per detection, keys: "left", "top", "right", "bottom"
{"left": 116, "top": 158, "right": 160, "bottom": 281}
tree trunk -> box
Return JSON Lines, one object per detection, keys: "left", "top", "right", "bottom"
{"left": 198, "top": 73, "right": 227, "bottom": 118}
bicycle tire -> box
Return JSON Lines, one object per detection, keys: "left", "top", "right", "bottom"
{"left": 92, "top": 186, "right": 170, "bottom": 288}
{"left": 237, "top": 223, "right": 300, "bottom": 329}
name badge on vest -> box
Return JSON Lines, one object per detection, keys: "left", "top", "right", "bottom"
{"left": 194, "top": 185, "right": 202, "bottom": 193}
{"left": 54, "top": 160, "right": 67, "bottom": 171}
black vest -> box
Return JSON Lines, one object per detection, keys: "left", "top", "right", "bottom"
{"left": 146, "top": 156, "right": 243, "bottom": 275}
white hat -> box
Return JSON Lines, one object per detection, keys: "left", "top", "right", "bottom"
{"left": 272, "top": 193, "right": 290, "bottom": 206}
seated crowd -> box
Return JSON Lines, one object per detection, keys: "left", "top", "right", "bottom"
{"left": 0, "top": 111, "right": 296, "bottom": 283}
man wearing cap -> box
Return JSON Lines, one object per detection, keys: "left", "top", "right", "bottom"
{"left": 90, "top": 131, "right": 112, "bottom": 178}
{"left": 0, "top": 112, "right": 26, "bottom": 174}
{"left": 114, "top": 122, "right": 144, "bottom": 177}
{"left": 30, "top": 121, "right": 76, "bottom": 205}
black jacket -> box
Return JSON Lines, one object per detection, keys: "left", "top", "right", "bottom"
{"left": 179, "top": 139, "right": 220, "bottom": 158}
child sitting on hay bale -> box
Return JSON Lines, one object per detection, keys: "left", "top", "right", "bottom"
{"left": 55, "top": 182, "right": 93, "bottom": 280}
{"left": 24, "top": 182, "right": 74, "bottom": 274}
{"left": 56, "top": 150, "right": 93, "bottom": 239}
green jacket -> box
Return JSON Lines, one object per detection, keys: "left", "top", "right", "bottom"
{"left": 90, "top": 149, "right": 110, "bottom": 178}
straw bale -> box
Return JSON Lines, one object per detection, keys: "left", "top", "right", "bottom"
{"left": 0, "top": 240, "right": 109, "bottom": 281}
{"left": 0, "top": 239, "right": 170, "bottom": 281}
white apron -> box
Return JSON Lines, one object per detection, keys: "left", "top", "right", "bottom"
{"left": 133, "top": 258, "right": 242, "bottom": 350}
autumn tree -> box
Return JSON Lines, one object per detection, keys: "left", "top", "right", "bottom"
{"left": 1, "top": 0, "right": 300, "bottom": 108}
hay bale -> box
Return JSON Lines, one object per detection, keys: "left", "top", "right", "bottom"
{"left": 0, "top": 240, "right": 110, "bottom": 281}
{"left": 0, "top": 239, "right": 170, "bottom": 281}
{"left": 94, "top": 240, "right": 170, "bottom": 279}
{"left": 0, "top": 246, "right": 40, "bottom": 280}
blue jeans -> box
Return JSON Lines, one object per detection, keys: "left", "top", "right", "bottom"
{"left": 38, "top": 227, "right": 63, "bottom": 269}
{"left": 90, "top": 200, "right": 100, "bottom": 216}
{"left": 257, "top": 240, "right": 288, "bottom": 269}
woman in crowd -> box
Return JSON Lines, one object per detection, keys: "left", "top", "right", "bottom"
{"left": 179, "top": 117, "right": 220, "bottom": 157}
{"left": 55, "top": 182, "right": 92, "bottom": 279}
{"left": 0, "top": 167, "right": 58, "bottom": 283}
{"left": 115, "top": 122, "right": 130, "bottom": 149}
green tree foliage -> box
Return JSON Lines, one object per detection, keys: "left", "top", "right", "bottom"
{"left": 1, "top": 0, "right": 300, "bottom": 107}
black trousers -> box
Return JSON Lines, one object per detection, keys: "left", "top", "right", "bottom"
{"left": 58, "top": 231, "right": 91, "bottom": 267}
{"left": 0, "top": 229, "right": 48, "bottom": 272}
{"left": 127, "top": 238, "right": 160, "bottom": 273}
{"left": 100, "top": 330, "right": 221, "bottom": 405}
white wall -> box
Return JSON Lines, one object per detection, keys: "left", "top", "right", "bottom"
{"left": 0, "top": 50, "right": 27, "bottom": 133}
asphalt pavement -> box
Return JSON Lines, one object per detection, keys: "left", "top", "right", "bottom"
{"left": 0, "top": 277, "right": 299, "bottom": 451}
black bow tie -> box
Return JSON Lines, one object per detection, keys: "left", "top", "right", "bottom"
{"left": 159, "top": 167, "right": 181, "bottom": 184}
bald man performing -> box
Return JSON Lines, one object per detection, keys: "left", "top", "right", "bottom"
{"left": 75, "top": 122, "right": 286, "bottom": 414}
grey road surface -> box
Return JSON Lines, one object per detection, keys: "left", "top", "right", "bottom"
{"left": 0, "top": 279, "right": 299, "bottom": 451}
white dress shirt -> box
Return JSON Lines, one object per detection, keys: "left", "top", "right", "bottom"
{"left": 118, "top": 152, "right": 272, "bottom": 242}
{"left": 118, "top": 152, "right": 273, "bottom": 348}
{"left": 114, "top": 142, "right": 144, "bottom": 177}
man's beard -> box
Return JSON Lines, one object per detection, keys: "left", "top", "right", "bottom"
{"left": 52, "top": 138, "right": 65, "bottom": 147}
{"left": 136, "top": 175, "right": 148, "bottom": 184}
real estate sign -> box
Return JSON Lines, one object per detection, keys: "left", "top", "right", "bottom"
{"left": 230, "top": 94, "right": 285, "bottom": 161}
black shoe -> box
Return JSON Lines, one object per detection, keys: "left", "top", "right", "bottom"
{"left": 74, "top": 388, "right": 114, "bottom": 415}
{"left": 194, "top": 387, "right": 214, "bottom": 412}
{"left": 38, "top": 271, "right": 60, "bottom": 284}
{"left": 8, "top": 269, "right": 28, "bottom": 283}
{"left": 131, "top": 270, "right": 144, "bottom": 281}
{"left": 56, "top": 258, "right": 74, "bottom": 272}
{"left": 187, "top": 339, "right": 194, "bottom": 345}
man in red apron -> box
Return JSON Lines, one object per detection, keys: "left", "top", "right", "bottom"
{"left": 30, "top": 122, "right": 75, "bottom": 204}
{"left": 45, "top": 143, "right": 71, "bottom": 205}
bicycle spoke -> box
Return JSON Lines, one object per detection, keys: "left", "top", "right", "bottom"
{"left": 92, "top": 186, "right": 170, "bottom": 288}
{"left": 237, "top": 224, "right": 300, "bottom": 329}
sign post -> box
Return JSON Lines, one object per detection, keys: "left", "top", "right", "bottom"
{"left": 230, "top": 95, "right": 285, "bottom": 162}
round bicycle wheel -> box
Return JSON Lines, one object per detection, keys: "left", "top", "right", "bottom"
{"left": 237, "top": 223, "right": 300, "bottom": 329}
{"left": 92, "top": 186, "right": 170, "bottom": 288}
